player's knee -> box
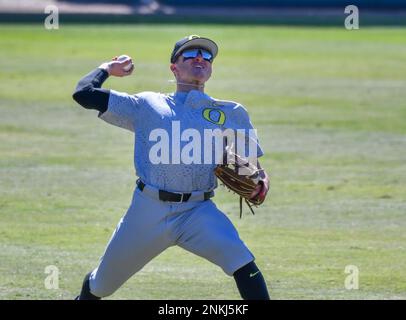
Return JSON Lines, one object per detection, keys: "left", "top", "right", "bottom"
{"left": 234, "top": 261, "right": 259, "bottom": 277}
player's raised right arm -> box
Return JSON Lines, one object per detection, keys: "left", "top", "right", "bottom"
{"left": 72, "top": 57, "right": 134, "bottom": 113}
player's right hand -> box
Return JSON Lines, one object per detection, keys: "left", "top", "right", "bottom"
{"left": 99, "top": 57, "right": 134, "bottom": 77}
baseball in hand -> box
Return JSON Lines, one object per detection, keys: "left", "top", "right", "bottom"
{"left": 117, "top": 54, "right": 133, "bottom": 72}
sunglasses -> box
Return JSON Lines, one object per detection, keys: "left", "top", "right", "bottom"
{"left": 181, "top": 49, "right": 213, "bottom": 62}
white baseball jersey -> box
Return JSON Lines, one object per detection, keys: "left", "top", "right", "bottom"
{"left": 99, "top": 89, "right": 264, "bottom": 192}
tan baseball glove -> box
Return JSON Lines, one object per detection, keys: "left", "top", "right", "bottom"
{"left": 214, "top": 146, "right": 266, "bottom": 218}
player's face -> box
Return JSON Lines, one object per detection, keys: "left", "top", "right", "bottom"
{"left": 171, "top": 48, "right": 213, "bottom": 85}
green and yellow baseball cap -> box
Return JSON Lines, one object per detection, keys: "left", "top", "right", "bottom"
{"left": 170, "top": 35, "right": 218, "bottom": 63}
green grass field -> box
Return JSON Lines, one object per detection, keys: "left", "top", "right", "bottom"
{"left": 0, "top": 24, "right": 405, "bottom": 300}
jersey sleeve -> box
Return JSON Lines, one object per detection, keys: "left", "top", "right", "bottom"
{"left": 233, "top": 104, "right": 264, "bottom": 159}
{"left": 98, "top": 89, "right": 142, "bottom": 132}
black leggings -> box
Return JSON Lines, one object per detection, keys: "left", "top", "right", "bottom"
{"left": 233, "top": 261, "right": 270, "bottom": 300}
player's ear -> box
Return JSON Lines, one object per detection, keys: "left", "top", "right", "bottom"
{"left": 170, "top": 63, "right": 178, "bottom": 76}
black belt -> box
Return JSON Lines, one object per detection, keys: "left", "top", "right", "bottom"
{"left": 137, "top": 180, "right": 212, "bottom": 203}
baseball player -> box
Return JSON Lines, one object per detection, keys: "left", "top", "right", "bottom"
{"left": 72, "top": 35, "right": 270, "bottom": 300}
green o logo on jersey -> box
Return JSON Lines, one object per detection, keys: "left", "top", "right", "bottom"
{"left": 203, "top": 108, "right": 226, "bottom": 125}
